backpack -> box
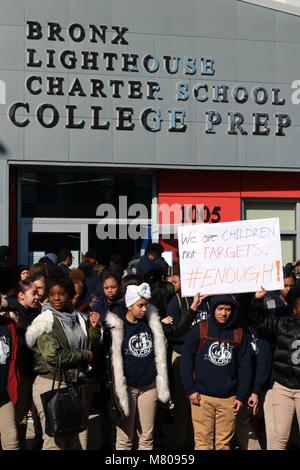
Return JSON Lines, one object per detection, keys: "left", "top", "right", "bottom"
{"left": 196, "top": 320, "right": 243, "bottom": 353}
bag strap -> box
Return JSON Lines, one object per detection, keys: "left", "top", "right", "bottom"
{"left": 195, "top": 321, "right": 242, "bottom": 353}
{"left": 196, "top": 319, "right": 208, "bottom": 353}
{"left": 62, "top": 368, "right": 74, "bottom": 388}
{"left": 183, "top": 296, "right": 190, "bottom": 313}
{"left": 233, "top": 327, "right": 243, "bottom": 346}
{"left": 176, "top": 293, "right": 190, "bottom": 322}
{"left": 51, "top": 355, "right": 75, "bottom": 391}
{"left": 51, "top": 355, "right": 62, "bottom": 391}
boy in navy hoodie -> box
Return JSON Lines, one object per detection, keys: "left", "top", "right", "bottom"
{"left": 180, "top": 294, "right": 252, "bottom": 450}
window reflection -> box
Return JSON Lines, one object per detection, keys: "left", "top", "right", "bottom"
{"left": 20, "top": 168, "right": 152, "bottom": 218}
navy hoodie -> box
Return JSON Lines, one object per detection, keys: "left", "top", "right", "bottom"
{"left": 137, "top": 255, "right": 168, "bottom": 279}
{"left": 247, "top": 327, "right": 273, "bottom": 394}
{"left": 122, "top": 318, "right": 156, "bottom": 387}
{"left": 93, "top": 295, "right": 123, "bottom": 323}
{"left": 180, "top": 297, "right": 252, "bottom": 403}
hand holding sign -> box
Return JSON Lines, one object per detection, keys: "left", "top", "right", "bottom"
{"left": 255, "top": 287, "right": 267, "bottom": 299}
{"left": 191, "top": 292, "right": 208, "bottom": 311}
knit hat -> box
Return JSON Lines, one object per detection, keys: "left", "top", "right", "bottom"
{"left": 17, "top": 265, "right": 29, "bottom": 275}
{"left": 125, "top": 283, "right": 151, "bottom": 307}
{"left": 45, "top": 253, "right": 58, "bottom": 264}
{"left": 210, "top": 294, "right": 236, "bottom": 315}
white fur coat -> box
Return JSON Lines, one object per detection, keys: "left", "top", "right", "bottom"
{"left": 105, "top": 304, "right": 170, "bottom": 417}
{"left": 25, "top": 309, "right": 88, "bottom": 349}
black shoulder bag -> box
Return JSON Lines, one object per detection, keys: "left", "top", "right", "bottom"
{"left": 40, "top": 356, "right": 88, "bottom": 437}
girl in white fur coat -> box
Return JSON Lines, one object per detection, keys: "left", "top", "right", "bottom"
{"left": 105, "top": 282, "right": 170, "bottom": 450}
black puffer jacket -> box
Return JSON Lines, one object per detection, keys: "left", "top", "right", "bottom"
{"left": 249, "top": 297, "right": 300, "bottom": 389}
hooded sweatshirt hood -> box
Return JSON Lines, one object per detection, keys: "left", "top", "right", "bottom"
{"left": 210, "top": 294, "right": 237, "bottom": 330}
{"left": 42, "top": 302, "right": 76, "bottom": 326}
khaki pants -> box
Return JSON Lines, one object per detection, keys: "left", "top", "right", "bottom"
{"left": 191, "top": 394, "right": 236, "bottom": 450}
{"left": 116, "top": 382, "right": 158, "bottom": 450}
{"left": 263, "top": 389, "right": 274, "bottom": 450}
{"left": 272, "top": 381, "right": 300, "bottom": 450}
{"left": 32, "top": 375, "right": 90, "bottom": 450}
{"left": 0, "top": 401, "right": 19, "bottom": 450}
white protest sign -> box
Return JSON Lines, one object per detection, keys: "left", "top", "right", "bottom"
{"left": 178, "top": 218, "right": 284, "bottom": 296}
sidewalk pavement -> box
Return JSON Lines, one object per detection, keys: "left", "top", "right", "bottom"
{"left": 25, "top": 412, "right": 103, "bottom": 450}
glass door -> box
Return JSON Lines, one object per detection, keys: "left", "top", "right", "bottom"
{"left": 18, "top": 220, "right": 88, "bottom": 267}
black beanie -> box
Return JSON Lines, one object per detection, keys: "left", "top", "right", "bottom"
{"left": 210, "top": 294, "right": 236, "bottom": 314}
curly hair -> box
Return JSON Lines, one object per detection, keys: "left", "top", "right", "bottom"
{"left": 46, "top": 275, "right": 75, "bottom": 299}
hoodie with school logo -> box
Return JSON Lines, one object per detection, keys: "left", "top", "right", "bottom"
{"left": 180, "top": 295, "right": 252, "bottom": 403}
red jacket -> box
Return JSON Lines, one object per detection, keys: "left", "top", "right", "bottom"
{"left": 1, "top": 316, "right": 20, "bottom": 405}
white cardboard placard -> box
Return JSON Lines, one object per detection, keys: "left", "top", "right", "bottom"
{"left": 178, "top": 218, "right": 284, "bottom": 296}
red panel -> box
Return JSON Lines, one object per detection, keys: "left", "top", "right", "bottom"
{"left": 241, "top": 171, "right": 300, "bottom": 198}
{"left": 158, "top": 195, "right": 240, "bottom": 224}
{"left": 159, "top": 170, "right": 240, "bottom": 197}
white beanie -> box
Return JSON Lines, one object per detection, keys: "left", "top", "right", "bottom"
{"left": 125, "top": 283, "right": 151, "bottom": 308}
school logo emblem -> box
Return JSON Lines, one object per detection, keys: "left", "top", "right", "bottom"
{"left": 0, "top": 335, "right": 10, "bottom": 364}
{"left": 127, "top": 332, "right": 153, "bottom": 358}
{"left": 250, "top": 334, "right": 258, "bottom": 354}
{"left": 205, "top": 341, "right": 233, "bottom": 366}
